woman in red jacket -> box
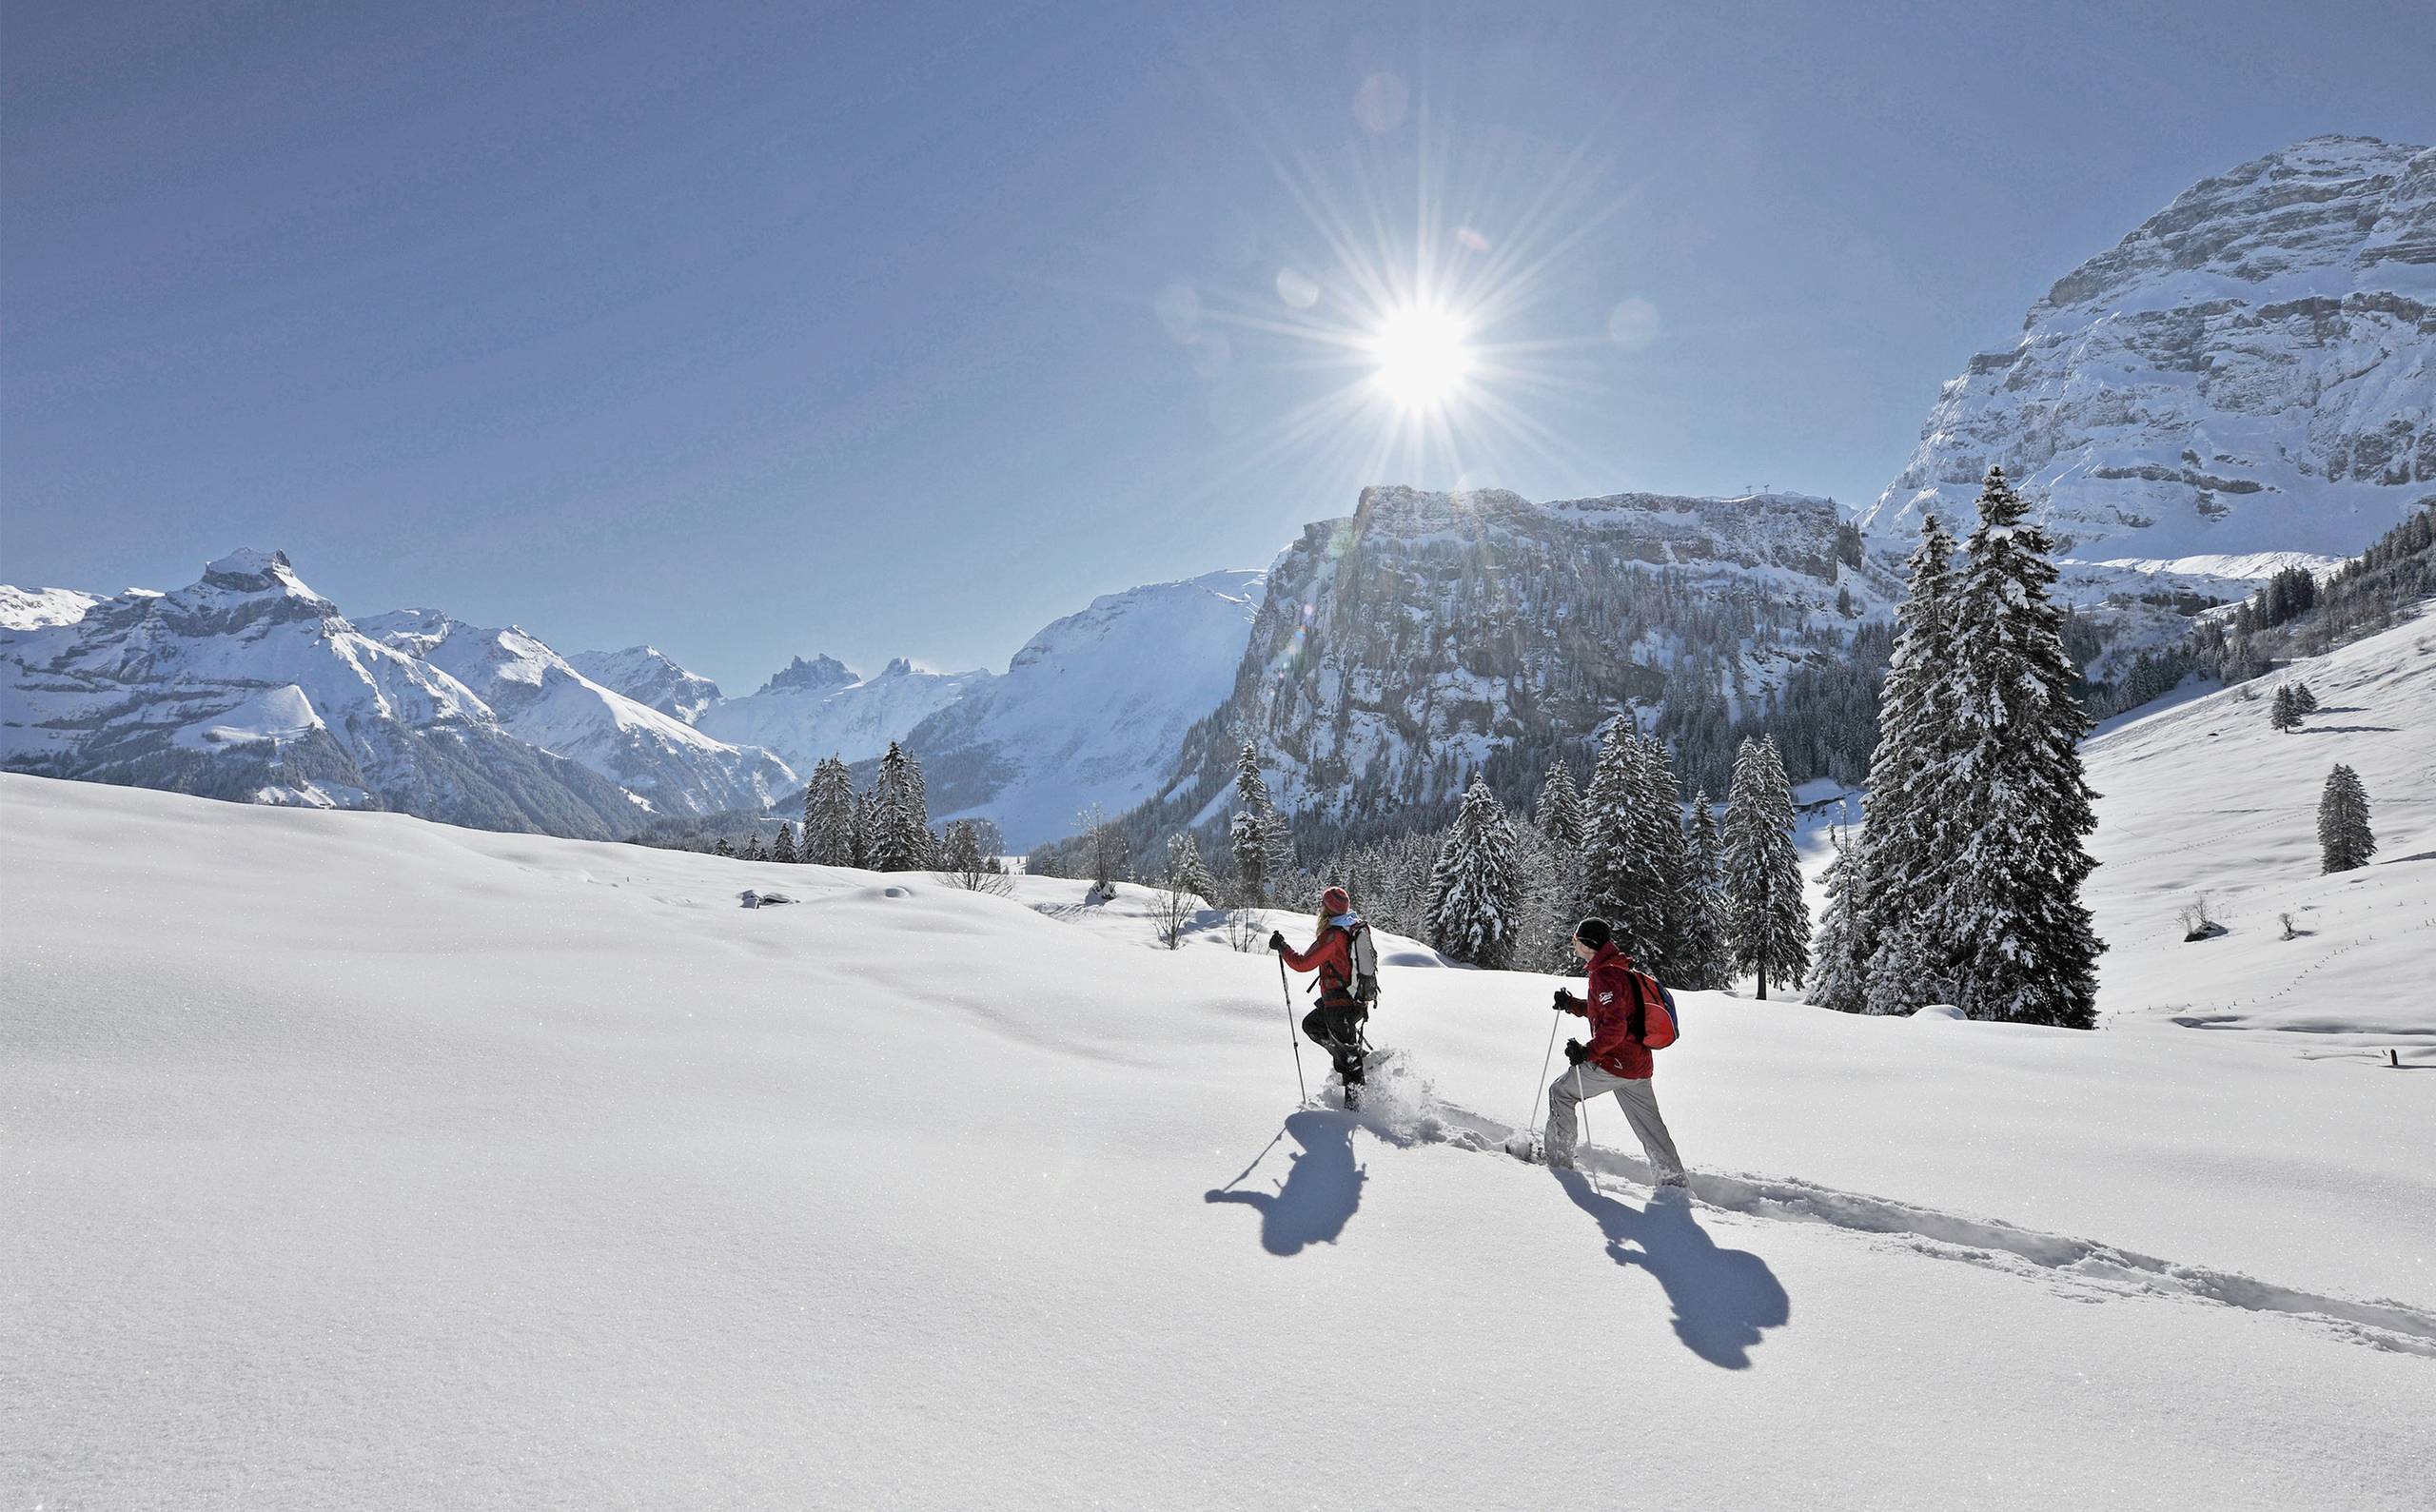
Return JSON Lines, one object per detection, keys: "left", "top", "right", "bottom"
{"left": 1269, "top": 885, "right": 1371, "bottom": 1092}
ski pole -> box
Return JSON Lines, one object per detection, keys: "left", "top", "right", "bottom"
{"left": 1526, "top": 1005, "right": 1562, "bottom": 1136}
{"left": 1278, "top": 955, "right": 1308, "bottom": 1106}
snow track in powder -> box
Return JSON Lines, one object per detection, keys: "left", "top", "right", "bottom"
{"left": 1321, "top": 1052, "right": 2436, "bottom": 1358}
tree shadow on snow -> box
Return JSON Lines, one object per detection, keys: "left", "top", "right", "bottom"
{"left": 1205, "top": 1110, "right": 1365, "bottom": 1257}
{"left": 1556, "top": 1170, "right": 1789, "bottom": 1369}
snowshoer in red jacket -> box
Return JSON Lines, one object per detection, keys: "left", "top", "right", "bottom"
{"left": 1270, "top": 886, "right": 1373, "bottom": 1093}
{"left": 1546, "top": 917, "right": 1686, "bottom": 1184}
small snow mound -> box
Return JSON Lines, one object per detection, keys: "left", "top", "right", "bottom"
{"left": 881, "top": 886, "right": 909, "bottom": 898}
{"left": 1383, "top": 950, "right": 1442, "bottom": 968}
{"left": 1911, "top": 1003, "right": 1969, "bottom": 1022}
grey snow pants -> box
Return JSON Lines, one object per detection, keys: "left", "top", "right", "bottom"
{"left": 1545, "top": 1064, "right": 1684, "bottom": 1180}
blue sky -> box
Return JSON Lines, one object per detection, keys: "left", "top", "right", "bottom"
{"left": 5, "top": 0, "right": 2430, "bottom": 688}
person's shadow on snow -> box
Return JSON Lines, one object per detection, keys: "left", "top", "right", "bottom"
{"left": 1557, "top": 1169, "right": 1789, "bottom": 1368}
{"left": 1205, "top": 1110, "right": 1365, "bottom": 1256}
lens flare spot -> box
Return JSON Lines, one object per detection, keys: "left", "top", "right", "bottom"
{"left": 1367, "top": 302, "right": 1474, "bottom": 410}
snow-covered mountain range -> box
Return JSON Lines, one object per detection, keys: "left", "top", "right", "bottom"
{"left": 564, "top": 646, "right": 723, "bottom": 724}
{"left": 692, "top": 656, "right": 992, "bottom": 774}
{"left": 359, "top": 610, "right": 794, "bottom": 816}
{"left": 902, "top": 570, "right": 1266, "bottom": 848}
{"left": 0, "top": 550, "right": 649, "bottom": 834}
{"left": 1868, "top": 135, "right": 2433, "bottom": 566}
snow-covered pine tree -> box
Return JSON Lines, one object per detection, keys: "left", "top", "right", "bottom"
{"left": 869, "top": 742, "right": 934, "bottom": 872}
{"left": 743, "top": 831, "right": 767, "bottom": 863}
{"left": 1922, "top": 466, "right": 2103, "bottom": 1029}
{"left": 2292, "top": 680, "right": 2320, "bottom": 715}
{"left": 1228, "top": 741, "right": 1285, "bottom": 906}
{"left": 1165, "top": 832, "right": 1220, "bottom": 904}
{"left": 851, "top": 780, "right": 883, "bottom": 869}
{"left": 1674, "top": 792, "right": 1733, "bottom": 990}
{"left": 2269, "top": 683, "right": 2302, "bottom": 732}
{"left": 770, "top": 821, "right": 798, "bottom": 865}
{"left": 1633, "top": 735, "right": 1693, "bottom": 974}
{"left": 1722, "top": 735, "right": 1808, "bottom": 999}
{"left": 1808, "top": 824, "right": 1869, "bottom": 1013}
{"left": 2317, "top": 764, "right": 2374, "bottom": 874}
{"left": 1535, "top": 761, "right": 1585, "bottom": 854}
{"left": 1581, "top": 717, "right": 1665, "bottom": 960}
{"left": 713, "top": 836, "right": 735, "bottom": 857}
{"left": 801, "top": 756, "right": 857, "bottom": 866}
{"left": 938, "top": 818, "right": 984, "bottom": 874}
{"left": 1858, "top": 513, "right": 1960, "bottom": 1016}
{"left": 1428, "top": 774, "right": 1524, "bottom": 969}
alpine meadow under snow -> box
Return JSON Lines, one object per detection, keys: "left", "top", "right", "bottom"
{"left": 7, "top": 45, "right": 2436, "bottom": 1509}
{"left": 4, "top": 772, "right": 2432, "bottom": 1509}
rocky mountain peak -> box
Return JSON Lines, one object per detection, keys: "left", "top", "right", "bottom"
{"left": 757, "top": 654, "right": 858, "bottom": 697}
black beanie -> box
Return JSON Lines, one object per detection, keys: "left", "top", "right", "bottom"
{"left": 1574, "top": 917, "right": 1613, "bottom": 950}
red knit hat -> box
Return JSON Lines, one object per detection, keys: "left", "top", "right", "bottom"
{"left": 1322, "top": 886, "right": 1351, "bottom": 914}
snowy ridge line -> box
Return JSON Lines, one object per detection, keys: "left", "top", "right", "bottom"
{"left": 1337, "top": 1059, "right": 2436, "bottom": 1358}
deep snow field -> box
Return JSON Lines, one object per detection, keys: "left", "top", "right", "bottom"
{"left": 4, "top": 768, "right": 2432, "bottom": 1510}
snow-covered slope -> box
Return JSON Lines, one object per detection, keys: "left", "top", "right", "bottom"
{"left": 697, "top": 656, "right": 992, "bottom": 772}
{"left": 362, "top": 612, "right": 794, "bottom": 817}
{"left": 565, "top": 645, "right": 723, "bottom": 724}
{"left": 906, "top": 569, "right": 1265, "bottom": 848}
{"left": 4, "top": 772, "right": 2429, "bottom": 1508}
{"left": 2081, "top": 601, "right": 2436, "bottom": 1041}
{"left": 1869, "top": 136, "right": 2435, "bottom": 566}
{"left": 0, "top": 551, "right": 646, "bottom": 835}
{"left": 0, "top": 585, "right": 102, "bottom": 630}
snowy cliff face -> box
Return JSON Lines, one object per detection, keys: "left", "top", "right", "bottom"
{"left": 565, "top": 646, "right": 723, "bottom": 725}
{"left": 0, "top": 551, "right": 646, "bottom": 835}
{"left": 697, "top": 657, "right": 992, "bottom": 773}
{"left": 0, "top": 586, "right": 103, "bottom": 630}
{"left": 1146, "top": 486, "right": 1896, "bottom": 844}
{"left": 1868, "top": 136, "right": 2436, "bottom": 565}
{"left": 362, "top": 612, "right": 795, "bottom": 817}
{"left": 903, "top": 570, "right": 1266, "bottom": 849}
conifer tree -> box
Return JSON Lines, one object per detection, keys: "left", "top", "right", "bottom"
{"left": 1723, "top": 735, "right": 1808, "bottom": 999}
{"left": 2317, "top": 764, "right": 2374, "bottom": 874}
{"left": 1581, "top": 717, "right": 1665, "bottom": 960}
{"left": 770, "top": 821, "right": 798, "bottom": 865}
{"left": 743, "top": 831, "right": 767, "bottom": 863}
{"left": 1858, "top": 513, "right": 1960, "bottom": 1015}
{"left": 1228, "top": 741, "right": 1286, "bottom": 906}
{"left": 1674, "top": 792, "right": 1733, "bottom": 990}
{"left": 937, "top": 819, "right": 982, "bottom": 874}
{"left": 1535, "top": 761, "right": 1585, "bottom": 854}
{"left": 1634, "top": 735, "right": 1693, "bottom": 973}
{"left": 869, "top": 742, "right": 934, "bottom": 872}
{"left": 1921, "top": 466, "right": 2103, "bottom": 1028}
{"left": 2291, "top": 680, "right": 2320, "bottom": 715}
{"left": 851, "top": 781, "right": 883, "bottom": 868}
{"left": 713, "top": 836, "right": 735, "bottom": 858}
{"left": 1808, "top": 825, "right": 1869, "bottom": 1013}
{"left": 2270, "top": 683, "right": 2302, "bottom": 732}
{"left": 801, "top": 756, "right": 857, "bottom": 866}
{"left": 1428, "top": 774, "right": 1524, "bottom": 969}
{"left": 1165, "top": 833, "right": 1220, "bottom": 904}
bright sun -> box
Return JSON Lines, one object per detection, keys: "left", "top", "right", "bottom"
{"left": 1366, "top": 302, "right": 1474, "bottom": 410}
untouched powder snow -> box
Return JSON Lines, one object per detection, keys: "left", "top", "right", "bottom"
{"left": 2081, "top": 602, "right": 2436, "bottom": 1043}
{"left": 4, "top": 773, "right": 2430, "bottom": 1508}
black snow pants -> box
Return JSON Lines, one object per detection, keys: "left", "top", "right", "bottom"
{"left": 1301, "top": 1002, "right": 1369, "bottom": 1084}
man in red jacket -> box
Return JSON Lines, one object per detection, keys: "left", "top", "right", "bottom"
{"left": 1546, "top": 917, "right": 1686, "bottom": 1185}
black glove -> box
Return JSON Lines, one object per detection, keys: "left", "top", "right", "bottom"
{"left": 1564, "top": 1038, "right": 1588, "bottom": 1067}
{"left": 1552, "top": 988, "right": 1574, "bottom": 1010}
{"left": 1267, "top": 931, "right": 1287, "bottom": 952}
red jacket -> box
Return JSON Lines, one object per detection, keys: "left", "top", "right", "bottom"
{"left": 1280, "top": 926, "right": 1358, "bottom": 1006}
{"left": 1559, "top": 941, "right": 1654, "bottom": 1080}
